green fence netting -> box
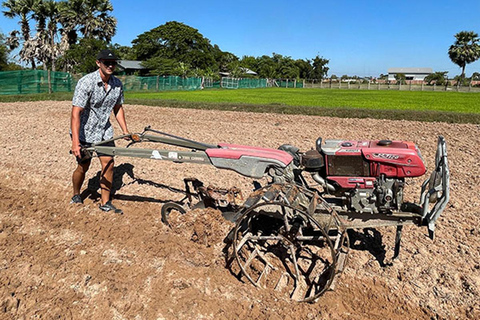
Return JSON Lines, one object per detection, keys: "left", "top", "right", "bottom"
{"left": 211, "top": 77, "right": 268, "bottom": 89}
{"left": 118, "top": 75, "right": 202, "bottom": 92}
{"left": 0, "top": 70, "right": 304, "bottom": 95}
{"left": 276, "top": 79, "right": 304, "bottom": 88}
{"left": 239, "top": 78, "right": 267, "bottom": 88}
{"left": 0, "top": 70, "right": 73, "bottom": 95}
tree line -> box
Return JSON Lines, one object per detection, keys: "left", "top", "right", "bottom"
{"left": 1, "top": 1, "right": 329, "bottom": 80}
{"left": 2, "top": 1, "right": 479, "bottom": 83}
{"left": 111, "top": 21, "right": 329, "bottom": 80}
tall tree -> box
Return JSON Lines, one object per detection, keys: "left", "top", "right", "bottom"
{"left": 256, "top": 55, "right": 278, "bottom": 78}
{"left": 0, "top": 32, "right": 10, "bottom": 70}
{"left": 2, "top": 0, "right": 39, "bottom": 68}
{"left": 277, "top": 55, "right": 299, "bottom": 79}
{"left": 214, "top": 45, "right": 237, "bottom": 73}
{"left": 295, "top": 58, "right": 313, "bottom": 79}
{"left": 239, "top": 55, "right": 257, "bottom": 71}
{"left": 311, "top": 55, "right": 329, "bottom": 80}
{"left": 448, "top": 31, "right": 480, "bottom": 81}
{"left": 56, "top": 0, "right": 117, "bottom": 72}
{"left": 32, "top": 0, "right": 62, "bottom": 71}
{"left": 59, "top": 0, "right": 116, "bottom": 43}
{"left": 132, "top": 21, "right": 216, "bottom": 73}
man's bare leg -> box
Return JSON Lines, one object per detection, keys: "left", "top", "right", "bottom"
{"left": 72, "top": 160, "right": 91, "bottom": 196}
{"left": 99, "top": 156, "right": 114, "bottom": 205}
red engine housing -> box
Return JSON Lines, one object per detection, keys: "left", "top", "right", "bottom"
{"left": 321, "top": 139, "right": 426, "bottom": 189}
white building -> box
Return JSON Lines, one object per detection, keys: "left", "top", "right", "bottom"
{"left": 387, "top": 68, "right": 433, "bottom": 81}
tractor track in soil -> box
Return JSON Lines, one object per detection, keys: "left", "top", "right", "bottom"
{"left": 0, "top": 101, "right": 479, "bottom": 319}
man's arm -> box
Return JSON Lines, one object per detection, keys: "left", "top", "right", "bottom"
{"left": 113, "top": 104, "right": 129, "bottom": 135}
{"left": 71, "top": 106, "right": 83, "bottom": 157}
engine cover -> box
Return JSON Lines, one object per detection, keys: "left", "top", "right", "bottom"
{"left": 322, "top": 139, "right": 426, "bottom": 185}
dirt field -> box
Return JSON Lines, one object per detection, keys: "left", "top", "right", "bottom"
{"left": 0, "top": 101, "right": 478, "bottom": 320}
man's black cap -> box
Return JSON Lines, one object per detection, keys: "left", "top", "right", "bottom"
{"left": 97, "top": 49, "right": 118, "bottom": 61}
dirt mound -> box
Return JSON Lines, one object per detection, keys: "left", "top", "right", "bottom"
{"left": 0, "top": 101, "right": 478, "bottom": 319}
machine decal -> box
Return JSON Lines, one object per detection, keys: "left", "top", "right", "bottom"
{"left": 168, "top": 151, "right": 178, "bottom": 160}
{"left": 372, "top": 153, "right": 400, "bottom": 160}
{"left": 151, "top": 150, "right": 163, "bottom": 159}
{"left": 178, "top": 155, "right": 205, "bottom": 162}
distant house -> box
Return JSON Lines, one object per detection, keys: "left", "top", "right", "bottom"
{"left": 387, "top": 68, "right": 432, "bottom": 82}
{"left": 117, "top": 60, "right": 148, "bottom": 76}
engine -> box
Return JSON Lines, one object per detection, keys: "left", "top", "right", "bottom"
{"left": 280, "top": 138, "right": 427, "bottom": 214}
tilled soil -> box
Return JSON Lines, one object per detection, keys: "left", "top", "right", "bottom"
{"left": 0, "top": 101, "right": 479, "bottom": 320}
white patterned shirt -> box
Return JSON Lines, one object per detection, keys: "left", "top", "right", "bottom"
{"left": 72, "top": 70, "right": 124, "bottom": 143}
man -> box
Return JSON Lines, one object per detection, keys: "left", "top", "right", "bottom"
{"left": 70, "top": 49, "right": 128, "bottom": 214}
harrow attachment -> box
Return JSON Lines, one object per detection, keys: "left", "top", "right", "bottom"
{"left": 232, "top": 183, "right": 348, "bottom": 302}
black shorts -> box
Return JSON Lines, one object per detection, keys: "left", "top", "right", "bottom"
{"left": 74, "top": 139, "right": 116, "bottom": 164}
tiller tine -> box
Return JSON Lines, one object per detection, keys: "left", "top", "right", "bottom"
{"left": 419, "top": 136, "right": 450, "bottom": 239}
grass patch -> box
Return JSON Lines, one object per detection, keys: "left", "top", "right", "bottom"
{"left": 126, "top": 88, "right": 480, "bottom": 114}
{"left": 0, "top": 92, "right": 73, "bottom": 102}
{"left": 1, "top": 88, "right": 479, "bottom": 124}
{"left": 125, "top": 98, "right": 480, "bottom": 124}
{"left": 126, "top": 88, "right": 480, "bottom": 123}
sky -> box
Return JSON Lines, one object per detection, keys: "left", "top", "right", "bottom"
{"left": 1, "top": 0, "right": 480, "bottom": 77}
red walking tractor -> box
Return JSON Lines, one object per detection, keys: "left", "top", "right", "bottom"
{"left": 82, "top": 126, "right": 449, "bottom": 302}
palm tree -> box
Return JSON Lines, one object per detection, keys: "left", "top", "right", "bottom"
{"left": 83, "top": 0, "right": 116, "bottom": 41}
{"left": 31, "top": 0, "right": 65, "bottom": 92}
{"left": 60, "top": 0, "right": 116, "bottom": 43}
{"left": 448, "top": 31, "right": 480, "bottom": 82}
{"left": 31, "top": 0, "right": 49, "bottom": 70}
{"left": 2, "top": 0, "right": 39, "bottom": 68}
{"left": 35, "top": 0, "right": 61, "bottom": 71}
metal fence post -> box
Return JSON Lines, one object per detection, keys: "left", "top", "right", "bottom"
{"left": 17, "top": 70, "right": 23, "bottom": 94}
{"left": 37, "top": 70, "right": 41, "bottom": 93}
{"left": 48, "top": 70, "right": 53, "bottom": 94}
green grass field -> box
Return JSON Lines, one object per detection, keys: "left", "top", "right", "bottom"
{"left": 2, "top": 88, "right": 479, "bottom": 123}
{"left": 127, "top": 88, "right": 480, "bottom": 114}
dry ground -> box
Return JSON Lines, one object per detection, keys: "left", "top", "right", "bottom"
{"left": 0, "top": 101, "right": 479, "bottom": 319}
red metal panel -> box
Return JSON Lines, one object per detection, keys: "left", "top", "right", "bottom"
{"left": 329, "top": 140, "right": 426, "bottom": 178}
